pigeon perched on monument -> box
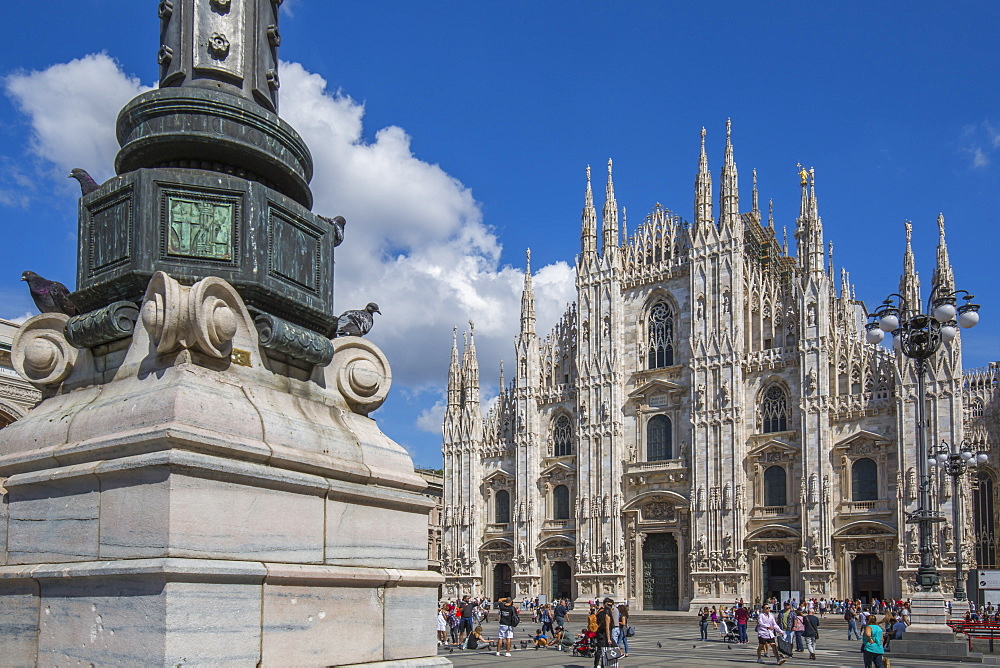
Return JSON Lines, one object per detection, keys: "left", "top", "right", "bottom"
{"left": 332, "top": 302, "right": 380, "bottom": 338}
{"left": 69, "top": 168, "right": 101, "bottom": 195}
{"left": 21, "top": 271, "right": 79, "bottom": 316}
{"left": 319, "top": 215, "right": 347, "bottom": 247}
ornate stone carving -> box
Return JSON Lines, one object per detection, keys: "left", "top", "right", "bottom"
{"left": 330, "top": 336, "right": 392, "bottom": 415}
{"left": 65, "top": 300, "right": 140, "bottom": 349}
{"left": 255, "top": 313, "right": 334, "bottom": 366}
{"left": 11, "top": 313, "right": 78, "bottom": 385}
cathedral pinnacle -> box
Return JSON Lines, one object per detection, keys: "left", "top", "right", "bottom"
{"left": 768, "top": 198, "right": 774, "bottom": 229}
{"left": 719, "top": 119, "right": 739, "bottom": 233}
{"left": 602, "top": 158, "right": 619, "bottom": 252}
{"left": 520, "top": 248, "right": 536, "bottom": 335}
{"left": 694, "top": 127, "right": 713, "bottom": 228}
{"left": 899, "top": 220, "right": 921, "bottom": 314}
{"left": 933, "top": 212, "right": 956, "bottom": 294}
{"left": 581, "top": 164, "right": 597, "bottom": 256}
{"left": 752, "top": 168, "right": 760, "bottom": 219}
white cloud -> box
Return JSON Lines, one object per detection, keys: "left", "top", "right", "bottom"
{"left": 416, "top": 399, "right": 446, "bottom": 434}
{"left": 972, "top": 147, "right": 990, "bottom": 168}
{"left": 7, "top": 312, "right": 33, "bottom": 325}
{"left": 2, "top": 55, "right": 578, "bottom": 436}
{"left": 4, "top": 53, "right": 152, "bottom": 184}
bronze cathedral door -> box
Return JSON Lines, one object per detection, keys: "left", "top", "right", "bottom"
{"left": 643, "top": 533, "right": 679, "bottom": 610}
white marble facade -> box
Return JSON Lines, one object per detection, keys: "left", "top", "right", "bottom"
{"left": 441, "top": 123, "right": 1000, "bottom": 610}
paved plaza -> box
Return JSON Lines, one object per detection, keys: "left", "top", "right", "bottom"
{"left": 437, "top": 615, "right": 995, "bottom": 667}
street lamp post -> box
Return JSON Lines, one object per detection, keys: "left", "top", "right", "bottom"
{"left": 864, "top": 287, "right": 981, "bottom": 593}
{"left": 929, "top": 440, "right": 989, "bottom": 601}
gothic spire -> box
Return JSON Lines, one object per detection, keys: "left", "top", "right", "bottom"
{"left": 768, "top": 198, "right": 774, "bottom": 229}
{"left": 932, "top": 212, "right": 956, "bottom": 295}
{"left": 463, "top": 322, "right": 480, "bottom": 406}
{"left": 602, "top": 159, "right": 619, "bottom": 252}
{"left": 719, "top": 119, "right": 739, "bottom": 232}
{"left": 828, "top": 240, "right": 835, "bottom": 278}
{"left": 752, "top": 168, "right": 760, "bottom": 220}
{"left": 794, "top": 165, "right": 825, "bottom": 276}
{"left": 447, "top": 325, "right": 461, "bottom": 407}
{"left": 498, "top": 359, "right": 505, "bottom": 396}
{"left": 520, "top": 248, "right": 536, "bottom": 334}
{"left": 798, "top": 163, "right": 810, "bottom": 219}
{"left": 694, "top": 127, "right": 713, "bottom": 227}
{"left": 899, "top": 221, "right": 921, "bottom": 314}
{"left": 581, "top": 165, "right": 597, "bottom": 255}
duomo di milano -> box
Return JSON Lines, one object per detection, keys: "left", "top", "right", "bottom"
{"left": 440, "top": 122, "right": 1000, "bottom": 610}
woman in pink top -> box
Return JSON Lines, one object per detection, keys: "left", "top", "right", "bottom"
{"left": 755, "top": 605, "right": 787, "bottom": 665}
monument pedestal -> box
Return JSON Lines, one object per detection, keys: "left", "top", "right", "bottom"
{"left": 0, "top": 274, "right": 449, "bottom": 666}
{"left": 888, "top": 590, "right": 981, "bottom": 662}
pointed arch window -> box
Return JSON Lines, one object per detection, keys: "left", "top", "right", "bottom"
{"left": 763, "top": 465, "right": 787, "bottom": 507}
{"left": 495, "top": 489, "right": 511, "bottom": 524}
{"left": 553, "top": 414, "right": 573, "bottom": 457}
{"left": 647, "top": 301, "right": 675, "bottom": 368}
{"left": 851, "top": 458, "right": 878, "bottom": 502}
{"left": 972, "top": 399, "right": 985, "bottom": 418}
{"left": 758, "top": 385, "right": 788, "bottom": 433}
{"left": 646, "top": 414, "right": 672, "bottom": 461}
{"left": 973, "top": 471, "right": 997, "bottom": 567}
{"left": 553, "top": 485, "right": 570, "bottom": 520}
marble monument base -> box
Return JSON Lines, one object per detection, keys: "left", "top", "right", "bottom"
{"left": 888, "top": 590, "right": 982, "bottom": 662}
{"left": 0, "top": 273, "right": 448, "bottom": 667}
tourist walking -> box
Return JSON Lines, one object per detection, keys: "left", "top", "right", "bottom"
{"left": 801, "top": 607, "right": 820, "bottom": 660}
{"left": 735, "top": 603, "right": 751, "bottom": 644}
{"left": 845, "top": 605, "right": 861, "bottom": 640}
{"left": 495, "top": 597, "right": 517, "bottom": 657}
{"left": 615, "top": 603, "right": 631, "bottom": 657}
{"left": 554, "top": 598, "right": 569, "bottom": 629}
{"left": 755, "top": 604, "right": 787, "bottom": 665}
{"left": 861, "top": 617, "right": 885, "bottom": 668}
{"left": 436, "top": 604, "right": 448, "bottom": 646}
{"left": 593, "top": 597, "right": 616, "bottom": 668}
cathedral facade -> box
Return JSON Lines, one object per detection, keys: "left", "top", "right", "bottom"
{"left": 440, "top": 123, "right": 999, "bottom": 610}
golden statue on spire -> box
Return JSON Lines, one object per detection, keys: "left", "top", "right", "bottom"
{"left": 797, "top": 163, "right": 808, "bottom": 186}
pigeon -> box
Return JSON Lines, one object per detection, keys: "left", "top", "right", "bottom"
{"left": 319, "top": 215, "right": 347, "bottom": 247}
{"left": 332, "top": 302, "right": 380, "bottom": 338}
{"left": 656, "top": 641, "right": 662, "bottom": 648}
{"left": 69, "top": 168, "right": 101, "bottom": 195}
{"left": 21, "top": 271, "right": 79, "bottom": 316}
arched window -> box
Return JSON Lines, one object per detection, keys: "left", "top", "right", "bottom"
{"left": 553, "top": 414, "right": 573, "bottom": 457}
{"left": 759, "top": 385, "right": 788, "bottom": 433}
{"left": 852, "top": 458, "right": 878, "bottom": 502}
{"left": 974, "top": 471, "right": 997, "bottom": 567}
{"left": 553, "top": 485, "right": 570, "bottom": 520}
{"left": 972, "top": 399, "right": 985, "bottom": 418}
{"left": 647, "top": 301, "right": 675, "bottom": 368}
{"left": 764, "top": 465, "right": 787, "bottom": 507}
{"left": 495, "top": 489, "right": 510, "bottom": 524}
{"left": 646, "top": 415, "right": 672, "bottom": 461}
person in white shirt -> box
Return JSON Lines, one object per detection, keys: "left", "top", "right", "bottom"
{"left": 755, "top": 605, "right": 787, "bottom": 665}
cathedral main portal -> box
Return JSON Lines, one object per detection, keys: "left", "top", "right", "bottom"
{"left": 643, "top": 533, "right": 679, "bottom": 610}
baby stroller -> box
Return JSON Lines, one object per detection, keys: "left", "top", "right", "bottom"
{"left": 718, "top": 619, "right": 739, "bottom": 643}
{"left": 571, "top": 632, "right": 597, "bottom": 657}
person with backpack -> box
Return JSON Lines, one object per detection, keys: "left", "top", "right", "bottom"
{"left": 845, "top": 605, "right": 861, "bottom": 640}
{"left": 801, "top": 607, "right": 820, "bottom": 660}
{"left": 593, "top": 597, "right": 617, "bottom": 667}
{"left": 615, "top": 604, "right": 631, "bottom": 657}
{"left": 540, "top": 603, "right": 555, "bottom": 637}
{"left": 495, "top": 597, "right": 519, "bottom": 657}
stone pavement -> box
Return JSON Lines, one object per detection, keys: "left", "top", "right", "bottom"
{"left": 437, "top": 615, "right": 994, "bottom": 667}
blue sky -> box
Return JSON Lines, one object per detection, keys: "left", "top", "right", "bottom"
{"left": 1, "top": 2, "right": 998, "bottom": 469}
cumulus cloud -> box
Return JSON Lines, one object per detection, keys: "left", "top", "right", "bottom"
{"left": 4, "top": 53, "right": 152, "bottom": 184}
{"left": 2, "top": 55, "right": 577, "bottom": 437}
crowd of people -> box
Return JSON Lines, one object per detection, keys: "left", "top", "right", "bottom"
{"left": 435, "top": 593, "right": 994, "bottom": 665}
{"left": 436, "top": 595, "right": 631, "bottom": 663}
{"left": 694, "top": 597, "right": 915, "bottom": 667}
